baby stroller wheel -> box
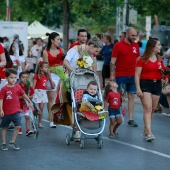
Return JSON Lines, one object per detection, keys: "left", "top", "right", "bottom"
{"left": 98, "top": 140, "right": 103, "bottom": 149}
{"left": 80, "top": 139, "right": 85, "bottom": 149}
{"left": 66, "top": 133, "right": 70, "bottom": 145}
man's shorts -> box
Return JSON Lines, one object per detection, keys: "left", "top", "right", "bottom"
{"left": 140, "top": 79, "right": 162, "bottom": 96}
{"left": 108, "top": 108, "right": 122, "bottom": 118}
{"left": 0, "top": 112, "right": 21, "bottom": 128}
{"left": 116, "top": 76, "right": 136, "bottom": 94}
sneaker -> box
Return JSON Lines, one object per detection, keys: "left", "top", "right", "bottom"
{"left": 146, "top": 134, "right": 155, "bottom": 142}
{"left": 74, "top": 130, "right": 81, "bottom": 142}
{"left": 127, "top": 120, "right": 138, "bottom": 127}
{"left": 7, "top": 123, "right": 15, "bottom": 130}
{"left": 98, "top": 110, "right": 108, "bottom": 116}
{"left": 50, "top": 122, "right": 56, "bottom": 128}
{"left": 162, "top": 109, "right": 170, "bottom": 117}
{"left": 18, "top": 128, "right": 22, "bottom": 135}
{"left": 26, "top": 129, "right": 33, "bottom": 136}
{"left": 9, "top": 141, "right": 20, "bottom": 150}
{"left": 1, "top": 143, "right": 8, "bottom": 151}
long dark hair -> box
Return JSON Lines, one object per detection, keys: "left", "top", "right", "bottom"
{"left": 141, "top": 36, "right": 161, "bottom": 62}
{"left": 46, "top": 32, "right": 60, "bottom": 51}
{"left": 4, "top": 48, "right": 13, "bottom": 68}
{"left": 9, "top": 42, "right": 23, "bottom": 56}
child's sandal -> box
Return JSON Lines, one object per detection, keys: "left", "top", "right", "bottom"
{"left": 108, "top": 134, "right": 114, "bottom": 139}
{"left": 38, "top": 123, "right": 44, "bottom": 128}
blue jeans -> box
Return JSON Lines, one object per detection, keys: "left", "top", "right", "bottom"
{"left": 108, "top": 108, "right": 121, "bottom": 118}
{"left": 116, "top": 76, "right": 136, "bottom": 94}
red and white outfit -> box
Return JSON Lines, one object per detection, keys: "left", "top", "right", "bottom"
{"left": 46, "top": 48, "right": 64, "bottom": 91}
{"left": 19, "top": 83, "right": 34, "bottom": 116}
{"left": 0, "top": 84, "right": 25, "bottom": 115}
{"left": 0, "top": 44, "right": 7, "bottom": 90}
{"left": 111, "top": 40, "right": 140, "bottom": 77}
{"left": 32, "top": 74, "right": 48, "bottom": 103}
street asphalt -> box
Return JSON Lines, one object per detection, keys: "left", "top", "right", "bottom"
{"left": 0, "top": 96, "right": 170, "bottom": 170}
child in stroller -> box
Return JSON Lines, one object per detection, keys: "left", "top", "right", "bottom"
{"left": 79, "top": 81, "right": 108, "bottom": 119}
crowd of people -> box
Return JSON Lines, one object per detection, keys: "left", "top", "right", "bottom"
{"left": 0, "top": 27, "right": 170, "bottom": 150}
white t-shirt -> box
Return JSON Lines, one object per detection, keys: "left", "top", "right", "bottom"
{"left": 30, "top": 45, "right": 42, "bottom": 63}
{"left": 10, "top": 55, "right": 25, "bottom": 78}
{"left": 65, "top": 48, "right": 79, "bottom": 69}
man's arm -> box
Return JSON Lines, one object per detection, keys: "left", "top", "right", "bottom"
{"left": 164, "top": 54, "right": 170, "bottom": 59}
{"left": 110, "top": 57, "right": 117, "bottom": 81}
{"left": 63, "top": 59, "right": 74, "bottom": 72}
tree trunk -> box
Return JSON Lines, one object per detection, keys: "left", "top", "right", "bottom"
{"left": 63, "top": 0, "right": 69, "bottom": 52}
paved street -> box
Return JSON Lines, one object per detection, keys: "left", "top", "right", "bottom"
{"left": 0, "top": 98, "right": 170, "bottom": 170}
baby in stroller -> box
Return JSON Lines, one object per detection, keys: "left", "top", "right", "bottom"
{"left": 79, "top": 81, "right": 108, "bottom": 119}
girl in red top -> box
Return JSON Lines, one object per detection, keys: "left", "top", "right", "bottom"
{"left": 43, "top": 32, "right": 64, "bottom": 128}
{"left": 0, "top": 44, "right": 7, "bottom": 89}
{"left": 104, "top": 81, "right": 123, "bottom": 139}
{"left": 32, "top": 61, "right": 49, "bottom": 128}
{"left": 135, "top": 36, "right": 165, "bottom": 142}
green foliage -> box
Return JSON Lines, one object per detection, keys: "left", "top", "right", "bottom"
{"left": 1, "top": 0, "right": 170, "bottom": 36}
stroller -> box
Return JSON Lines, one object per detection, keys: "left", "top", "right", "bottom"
{"left": 65, "top": 68, "right": 106, "bottom": 149}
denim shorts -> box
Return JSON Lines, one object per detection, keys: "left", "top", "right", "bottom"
{"left": 140, "top": 79, "right": 162, "bottom": 96}
{"left": 108, "top": 108, "right": 122, "bottom": 118}
{"left": 116, "top": 76, "right": 136, "bottom": 94}
{"left": 0, "top": 112, "right": 21, "bottom": 128}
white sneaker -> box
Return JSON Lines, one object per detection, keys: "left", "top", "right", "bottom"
{"left": 49, "top": 122, "right": 56, "bottom": 128}
{"left": 74, "top": 131, "right": 81, "bottom": 142}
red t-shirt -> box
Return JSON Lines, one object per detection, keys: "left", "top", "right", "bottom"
{"left": 106, "top": 91, "right": 121, "bottom": 109}
{"left": 0, "top": 84, "right": 25, "bottom": 115}
{"left": 136, "top": 57, "right": 164, "bottom": 80}
{"left": 0, "top": 44, "right": 5, "bottom": 79}
{"left": 111, "top": 40, "right": 140, "bottom": 76}
{"left": 19, "top": 83, "right": 34, "bottom": 109}
{"left": 33, "top": 74, "right": 48, "bottom": 90}
{"left": 46, "top": 48, "right": 63, "bottom": 67}
{"left": 0, "top": 44, "right": 4, "bottom": 54}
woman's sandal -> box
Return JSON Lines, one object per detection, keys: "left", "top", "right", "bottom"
{"left": 108, "top": 134, "right": 114, "bottom": 139}
{"left": 38, "top": 123, "right": 44, "bottom": 128}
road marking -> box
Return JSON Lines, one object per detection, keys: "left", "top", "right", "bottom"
{"left": 43, "top": 119, "right": 170, "bottom": 159}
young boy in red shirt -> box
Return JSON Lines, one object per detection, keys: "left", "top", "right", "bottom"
{"left": 0, "top": 68, "right": 32, "bottom": 151}
{"left": 19, "top": 71, "right": 34, "bottom": 136}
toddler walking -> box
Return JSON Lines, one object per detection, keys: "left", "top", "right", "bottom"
{"left": 19, "top": 71, "right": 34, "bottom": 136}
{"left": 104, "top": 81, "right": 123, "bottom": 139}
{"left": 0, "top": 68, "right": 32, "bottom": 150}
{"left": 32, "top": 61, "right": 49, "bottom": 128}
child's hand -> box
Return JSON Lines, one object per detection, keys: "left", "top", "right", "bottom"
{"left": 28, "top": 101, "right": 33, "bottom": 108}
{"left": 0, "top": 109, "right": 4, "bottom": 117}
{"left": 82, "top": 100, "right": 87, "bottom": 105}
